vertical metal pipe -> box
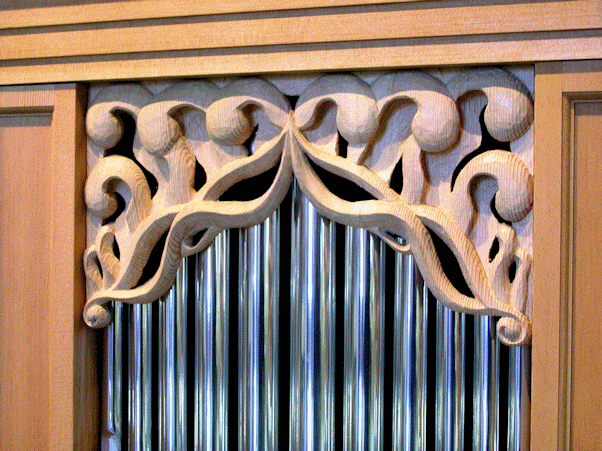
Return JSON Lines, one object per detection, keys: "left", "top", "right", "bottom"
{"left": 195, "top": 231, "right": 230, "bottom": 451}
{"left": 508, "top": 347, "right": 531, "bottom": 451}
{"left": 393, "top": 254, "right": 428, "bottom": 451}
{"left": 435, "top": 305, "right": 466, "bottom": 451}
{"left": 263, "top": 212, "right": 279, "bottom": 451}
{"left": 473, "top": 316, "right": 500, "bottom": 451}
{"left": 159, "top": 261, "right": 188, "bottom": 451}
{"left": 344, "top": 227, "right": 385, "bottom": 451}
{"left": 290, "top": 185, "right": 335, "bottom": 451}
{"left": 103, "top": 301, "right": 123, "bottom": 451}
{"left": 239, "top": 211, "right": 279, "bottom": 451}
{"left": 128, "top": 303, "right": 152, "bottom": 451}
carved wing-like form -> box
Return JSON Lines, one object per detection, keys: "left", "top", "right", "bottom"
{"left": 84, "top": 68, "right": 534, "bottom": 346}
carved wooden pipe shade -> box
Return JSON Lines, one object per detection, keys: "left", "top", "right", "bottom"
{"left": 84, "top": 67, "right": 533, "bottom": 346}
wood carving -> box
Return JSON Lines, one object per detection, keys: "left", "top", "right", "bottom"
{"left": 84, "top": 68, "right": 534, "bottom": 346}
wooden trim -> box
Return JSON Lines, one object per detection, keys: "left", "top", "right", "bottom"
{"left": 0, "top": 0, "right": 424, "bottom": 30}
{"left": 2, "top": 30, "right": 602, "bottom": 86}
{"left": 532, "top": 61, "right": 564, "bottom": 451}
{"left": 0, "top": 85, "right": 55, "bottom": 112}
{"left": 532, "top": 59, "right": 602, "bottom": 451}
{"left": 0, "top": 1, "right": 601, "bottom": 86}
{"left": 49, "top": 84, "right": 97, "bottom": 451}
{"left": 1, "top": 1, "right": 599, "bottom": 61}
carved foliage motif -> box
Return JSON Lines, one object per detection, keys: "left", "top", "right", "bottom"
{"left": 84, "top": 68, "right": 534, "bottom": 346}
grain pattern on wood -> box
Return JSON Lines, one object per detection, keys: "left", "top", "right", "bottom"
{"left": 49, "top": 84, "right": 97, "bottom": 451}
{"left": 0, "top": 84, "right": 96, "bottom": 451}
{"left": 84, "top": 68, "right": 533, "bottom": 346}
{"left": 0, "top": 112, "right": 52, "bottom": 451}
{"left": 0, "top": 0, "right": 424, "bottom": 29}
{"left": 570, "top": 100, "right": 602, "bottom": 451}
{"left": 1, "top": 30, "right": 600, "bottom": 87}
{"left": 1, "top": 1, "right": 599, "bottom": 61}
{"left": 531, "top": 61, "right": 564, "bottom": 451}
{"left": 532, "top": 60, "right": 602, "bottom": 451}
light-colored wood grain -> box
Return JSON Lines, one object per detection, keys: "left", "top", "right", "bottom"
{"left": 0, "top": 84, "right": 96, "bottom": 451}
{"left": 49, "top": 84, "right": 97, "bottom": 451}
{"left": 0, "top": 0, "right": 425, "bottom": 29}
{"left": 1, "top": 1, "right": 599, "bottom": 61}
{"left": 532, "top": 60, "right": 602, "bottom": 451}
{"left": 0, "top": 112, "right": 52, "bottom": 451}
{"left": 570, "top": 100, "right": 602, "bottom": 451}
{"left": 2, "top": 30, "right": 602, "bottom": 86}
{"left": 0, "top": 85, "right": 55, "bottom": 112}
{"left": 532, "top": 61, "right": 564, "bottom": 451}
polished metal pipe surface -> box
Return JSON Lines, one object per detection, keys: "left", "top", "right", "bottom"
{"left": 473, "top": 316, "right": 500, "bottom": 451}
{"left": 508, "top": 346, "right": 531, "bottom": 451}
{"left": 393, "top": 254, "right": 428, "bottom": 451}
{"left": 239, "top": 211, "right": 279, "bottom": 451}
{"left": 128, "top": 303, "right": 153, "bottom": 451}
{"left": 435, "top": 304, "right": 466, "bottom": 451}
{"left": 195, "top": 233, "right": 231, "bottom": 451}
{"left": 104, "top": 301, "right": 123, "bottom": 451}
{"left": 344, "top": 228, "right": 385, "bottom": 451}
{"left": 290, "top": 185, "right": 335, "bottom": 451}
{"left": 159, "top": 262, "right": 188, "bottom": 451}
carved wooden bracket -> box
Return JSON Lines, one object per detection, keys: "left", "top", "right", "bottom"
{"left": 84, "top": 68, "right": 533, "bottom": 346}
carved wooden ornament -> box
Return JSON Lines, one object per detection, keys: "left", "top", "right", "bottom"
{"left": 84, "top": 68, "right": 534, "bottom": 346}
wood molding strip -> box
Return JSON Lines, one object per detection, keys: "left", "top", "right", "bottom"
{"left": 2, "top": 31, "right": 601, "bottom": 86}
{"left": 0, "top": 1, "right": 600, "bottom": 61}
{"left": 0, "top": 0, "right": 425, "bottom": 30}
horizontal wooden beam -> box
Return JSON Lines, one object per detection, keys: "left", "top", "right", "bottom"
{"left": 1, "top": 30, "right": 601, "bottom": 86}
{"left": 0, "top": 0, "right": 424, "bottom": 30}
{"left": 1, "top": 1, "right": 600, "bottom": 61}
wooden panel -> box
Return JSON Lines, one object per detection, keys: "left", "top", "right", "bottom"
{"left": 0, "top": 85, "right": 96, "bottom": 451}
{"left": 1, "top": 1, "right": 599, "bottom": 61}
{"left": 0, "top": 112, "right": 52, "bottom": 450}
{"left": 570, "top": 100, "right": 602, "bottom": 450}
{"left": 533, "top": 60, "right": 602, "bottom": 451}
{"left": 0, "top": 0, "right": 424, "bottom": 29}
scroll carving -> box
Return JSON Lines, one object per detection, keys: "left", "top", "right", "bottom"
{"left": 84, "top": 68, "right": 534, "bottom": 346}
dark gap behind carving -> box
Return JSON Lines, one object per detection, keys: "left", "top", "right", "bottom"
{"left": 112, "top": 238, "right": 120, "bottom": 260}
{"left": 286, "top": 95, "right": 299, "bottom": 109}
{"left": 308, "top": 158, "right": 375, "bottom": 202}
{"left": 489, "top": 237, "right": 500, "bottom": 262}
{"left": 194, "top": 159, "right": 207, "bottom": 191}
{"left": 491, "top": 195, "right": 512, "bottom": 226}
{"left": 219, "top": 164, "right": 280, "bottom": 202}
{"left": 508, "top": 260, "right": 517, "bottom": 283}
{"left": 104, "top": 111, "right": 159, "bottom": 197}
{"left": 426, "top": 227, "right": 474, "bottom": 298}
{"left": 390, "top": 155, "right": 404, "bottom": 195}
{"left": 451, "top": 106, "right": 511, "bottom": 191}
{"left": 133, "top": 231, "right": 167, "bottom": 289}
{"left": 337, "top": 131, "right": 348, "bottom": 159}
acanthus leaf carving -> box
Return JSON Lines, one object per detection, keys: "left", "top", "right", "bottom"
{"left": 84, "top": 68, "right": 534, "bottom": 346}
